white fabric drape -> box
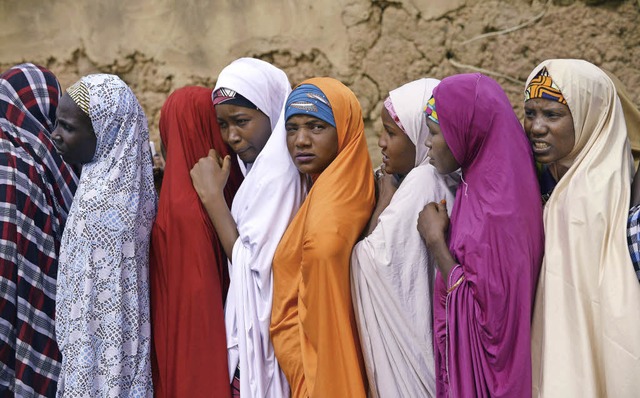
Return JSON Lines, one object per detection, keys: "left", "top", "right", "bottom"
{"left": 530, "top": 59, "right": 640, "bottom": 398}
{"left": 351, "top": 78, "right": 458, "bottom": 398}
{"left": 55, "top": 74, "right": 157, "bottom": 397}
{"left": 217, "top": 58, "right": 305, "bottom": 398}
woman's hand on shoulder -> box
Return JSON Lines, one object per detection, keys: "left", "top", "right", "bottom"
{"left": 190, "top": 149, "right": 231, "bottom": 204}
{"left": 417, "top": 200, "right": 450, "bottom": 248}
{"left": 377, "top": 172, "right": 399, "bottom": 202}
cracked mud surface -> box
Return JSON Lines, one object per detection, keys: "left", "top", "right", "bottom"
{"left": 1, "top": 0, "right": 638, "bottom": 163}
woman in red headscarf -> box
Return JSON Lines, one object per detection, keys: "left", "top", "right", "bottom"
{"left": 149, "top": 86, "right": 243, "bottom": 398}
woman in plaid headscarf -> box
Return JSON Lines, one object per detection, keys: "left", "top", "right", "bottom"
{"left": 0, "top": 63, "right": 77, "bottom": 397}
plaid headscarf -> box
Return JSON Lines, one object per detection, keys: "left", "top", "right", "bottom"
{"left": 0, "top": 63, "right": 77, "bottom": 397}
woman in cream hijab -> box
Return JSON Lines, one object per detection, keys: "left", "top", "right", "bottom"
{"left": 350, "top": 78, "right": 458, "bottom": 398}
{"left": 524, "top": 59, "right": 640, "bottom": 397}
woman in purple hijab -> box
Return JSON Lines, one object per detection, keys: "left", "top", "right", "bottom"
{"left": 417, "top": 73, "right": 544, "bottom": 397}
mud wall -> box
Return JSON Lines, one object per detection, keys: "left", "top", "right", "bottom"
{"left": 1, "top": 0, "right": 638, "bottom": 164}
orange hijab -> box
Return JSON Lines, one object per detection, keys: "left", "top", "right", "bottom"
{"left": 270, "top": 78, "right": 375, "bottom": 398}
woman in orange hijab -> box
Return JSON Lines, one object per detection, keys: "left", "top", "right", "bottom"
{"left": 149, "top": 86, "right": 243, "bottom": 397}
{"left": 270, "top": 78, "right": 375, "bottom": 398}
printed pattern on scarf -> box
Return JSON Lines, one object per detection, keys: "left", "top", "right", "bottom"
{"left": 524, "top": 66, "right": 567, "bottom": 104}
{"left": 55, "top": 74, "right": 156, "bottom": 397}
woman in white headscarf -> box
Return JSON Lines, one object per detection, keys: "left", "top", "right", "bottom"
{"left": 350, "top": 78, "right": 458, "bottom": 398}
{"left": 53, "top": 74, "right": 157, "bottom": 396}
{"left": 525, "top": 59, "right": 640, "bottom": 397}
{"left": 190, "top": 58, "right": 304, "bottom": 398}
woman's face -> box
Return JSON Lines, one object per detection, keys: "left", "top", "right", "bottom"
{"left": 286, "top": 115, "right": 339, "bottom": 175}
{"left": 425, "top": 119, "right": 459, "bottom": 174}
{"left": 51, "top": 93, "right": 97, "bottom": 165}
{"left": 215, "top": 103, "right": 272, "bottom": 164}
{"left": 378, "top": 107, "right": 415, "bottom": 176}
{"left": 524, "top": 98, "right": 575, "bottom": 165}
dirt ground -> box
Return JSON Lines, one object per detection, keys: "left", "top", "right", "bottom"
{"left": 1, "top": 0, "right": 638, "bottom": 164}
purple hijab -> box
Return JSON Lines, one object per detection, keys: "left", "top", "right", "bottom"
{"left": 432, "top": 73, "right": 544, "bottom": 398}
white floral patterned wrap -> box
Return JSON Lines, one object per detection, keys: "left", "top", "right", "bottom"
{"left": 55, "top": 74, "right": 157, "bottom": 397}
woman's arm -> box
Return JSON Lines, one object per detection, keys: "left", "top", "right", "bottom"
{"left": 417, "top": 201, "right": 457, "bottom": 281}
{"left": 631, "top": 164, "right": 640, "bottom": 207}
{"left": 362, "top": 173, "right": 398, "bottom": 237}
{"left": 190, "top": 149, "right": 239, "bottom": 262}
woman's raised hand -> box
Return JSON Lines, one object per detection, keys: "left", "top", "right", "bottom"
{"left": 190, "top": 149, "right": 231, "bottom": 204}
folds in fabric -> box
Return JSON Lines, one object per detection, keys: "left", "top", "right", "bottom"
{"left": 217, "top": 58, "right": 304, "bottom": 398}
{"left": 351, "top": 77, "right": 458, "bottom": 398}
{"left": 432, "top": 73, "right": 544, "bottom": 398}
{"left": 55, "top": 74, "right": 157, "bottom": 396}
{"left": 529, "top": 59, "right": 640, "bottom": 398}
{"left": 150, "top": 86, "right": 243, "bottom": 398}
{"left": 271, "top": 77, "right": 375, "bottom": 398}
{"left": 0, "top": 63, "right": 77, "bottom": 397}
{"left": 351, "top": 165, "right": 457, "bottom": 398}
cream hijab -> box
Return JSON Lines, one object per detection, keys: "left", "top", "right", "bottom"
{"left": 529, "top": 59, "right": 640, "bottom": 398}
{"left": 351, "top": 78, "right": 458, "bottom": 398}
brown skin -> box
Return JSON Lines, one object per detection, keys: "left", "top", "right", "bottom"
{"left": 379, "top": 107, "right": 415, "bottom": 176}
{"left": 363, "top": 107, "right": 416, "bottom": 237}
{"left": 418, "top": 200, "right": 457, "bottom": 281}
{"left": 425, "top": 120, "right": 460, "bottom": 174}
{"left": 190, "top": 104, "right": 272, "bottom": 263}
{"left": 51, "top": 93, "right": 97, "bottom": 165}
{"left": 215, "top": 103, "right": 272, "bottom": 164}
{"left": 419, "top": 120, "right": 460, "bottom": 282}
{"left": 632, "top": 166, "right": 640, "bottom": 207}
{"left": 524, "top": 98, "right": 576, "bottom": 181}
{"left": 285, "top": 115, "right": 339, "bottom": 175}
{"left": 190, "top": 149, "right": 239, "bottom": 262}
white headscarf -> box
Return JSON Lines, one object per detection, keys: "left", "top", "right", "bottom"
{"left": 55, "top": 74, "right": 156, "bottom": 396}
{"left": 351, "top": 78, "right": 458, "bottom": 398}
{"left": 529, "top": 59, "right": 640, "bottom": 397}
{"left": 388, "top": 78, "right": 438, "bottom": 166}
{"left": 217, "top": 58, "right": 304, "bottom": 398}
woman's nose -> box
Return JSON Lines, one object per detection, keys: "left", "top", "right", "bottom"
{"left": 227, "top": 127, "right": 242, "bottom": 144}
{"left": 528, "top": 117, "right": 546, "bottom": 137}
{"left": 378, "top": 132, "right": 387, "bottom": 149}
{"left": 294, "top": 129, "right": 311, "bottom": 147}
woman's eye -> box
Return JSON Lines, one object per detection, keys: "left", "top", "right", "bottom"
{"left": 237, "top": 119, "right": 249, "bottom": 126}
{"left": 311, "top": 124, "right": 325, "bottom": 132}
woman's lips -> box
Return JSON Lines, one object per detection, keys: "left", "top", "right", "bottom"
{"left": 531, "top": 141, "right": 551, "bottom": 154}
{"left": 295, "top": 153, "right": 315, "bottom": 163}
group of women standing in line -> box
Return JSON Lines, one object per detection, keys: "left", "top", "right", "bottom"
{"left": 0, "top": 56, "right": 639, "bottom": 398}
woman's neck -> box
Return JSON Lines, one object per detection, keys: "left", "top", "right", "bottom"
{"left": 550, "top": 162, "right": 570, "bottom": 182}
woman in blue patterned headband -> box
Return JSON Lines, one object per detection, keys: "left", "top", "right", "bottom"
{"left": 283, "top": 83, "right": 338, "bottom": 175}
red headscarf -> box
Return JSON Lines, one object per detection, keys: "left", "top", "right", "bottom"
{"left": 149, "top": 86, "right": 243, "bottom": 397}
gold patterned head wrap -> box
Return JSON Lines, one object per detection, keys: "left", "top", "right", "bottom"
{"left": 524, "top": 67, "right": 567, "bottom": 105}
{"left": 66, "top": 80, "right": 90, "bottom": 115}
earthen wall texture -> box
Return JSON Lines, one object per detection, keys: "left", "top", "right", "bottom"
{"left": 2, "top": 0, "right": 638, "bottom": 164}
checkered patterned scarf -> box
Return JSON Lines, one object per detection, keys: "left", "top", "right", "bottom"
{"left": 0, "top": 63, "right": 78, "bottom": 396}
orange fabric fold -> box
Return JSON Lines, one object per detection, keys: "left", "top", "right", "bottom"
{"left": 270, "top": 77, "right": 375, "bottom": 398}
